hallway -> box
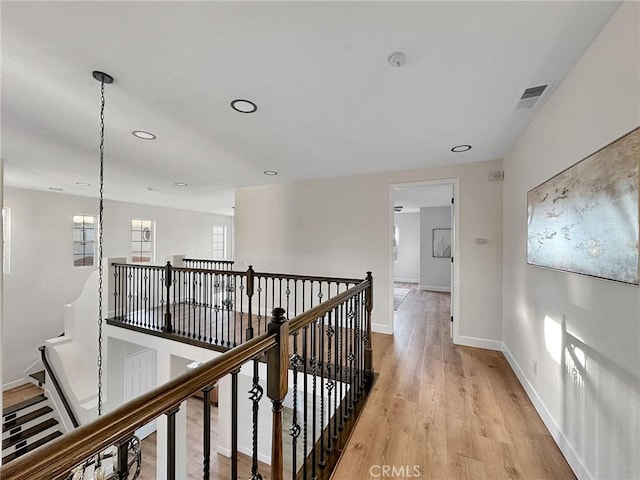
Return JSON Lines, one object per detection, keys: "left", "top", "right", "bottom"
{"left": 332, "top": 287, "right": 576, "bottom": 479}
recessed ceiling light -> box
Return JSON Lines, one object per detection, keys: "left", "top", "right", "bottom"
{"left": 174, "top": 182, "right": 188, "bottom": 187}
{"left": 263, "top": 170, "right": 278, "bottom": 176}
{"left": 76, "top": 182, "right": 91, "bottom": 186}
{"left": 231, "top": 99, "right": 257, "bottom": 114}
{"left": 132, "top": 130, "right": 157, "bottom": 140}
{"left": 451, "top": 144, "right": 472, "bottom": 153}
{"left": 48, "top": 187, "right": 64, "bottom": 191}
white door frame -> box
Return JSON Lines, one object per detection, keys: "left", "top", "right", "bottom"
{"left": 388, "top": 178, "right": 461, "bottom": 344}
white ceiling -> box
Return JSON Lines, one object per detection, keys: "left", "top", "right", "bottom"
{"left": 1, "top": 1, "right": 620, "bottom": 215}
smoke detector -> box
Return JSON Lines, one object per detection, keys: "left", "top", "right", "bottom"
{"left": 388, "top": 51, "right": 406, "bottom": 68}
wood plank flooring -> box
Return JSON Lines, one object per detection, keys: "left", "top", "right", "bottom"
{"left": 2, "top": 384, "right": 43, "bottom": 410}
{"left": 332, "top": 285, "right": 576, "bottom": 480}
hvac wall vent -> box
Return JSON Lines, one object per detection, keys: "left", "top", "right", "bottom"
{"left": 515, "top": 84, "right": 549, "bottom": 109}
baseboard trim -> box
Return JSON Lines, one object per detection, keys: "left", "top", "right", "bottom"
{"left": 372, "top": 323, "right": 392, "bottom": 335}
{"left": 3, "top": 378, "right": 28, "bottom": 392}
{"left": 394, "top": 277, "right": 419, "bottom": 284}
{"left": 454, "top": 335, "right": 501, "bottom": 351}
{"left": 419, "top": 285, "right": 451, "bottom": 293}
{"left": 502, "top": 345, "right": 592, "bottom": 480}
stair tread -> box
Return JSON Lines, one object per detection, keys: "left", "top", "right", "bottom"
{"left": 2, "top": 418, "right": 59, "bottom": 449}
{"left": 2, "top": 406, "right": 53, "bottom": 432}
{"left": 2, "top": 431, "right": 63, "bottom": 464}
{"left": 29, "top": 370, "right": 46, "bottom": 385}
{"left": 2, "top": 394, "right": 47, "bottom": 418}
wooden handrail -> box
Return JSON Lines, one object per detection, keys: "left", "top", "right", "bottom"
{"left": 288, "top": 280, "right": 370, "bottom": 334}
{"left": 111, "top": 262, "right": 362, "bottom": 285}
{"left": 39, "top": 346, "right": 80, "bottom": 428}
{"left": 253, "top": 270, "right": 362, "bottom": 285}
{"left": 0, "top": 332, "right": 277, "bottom": 480}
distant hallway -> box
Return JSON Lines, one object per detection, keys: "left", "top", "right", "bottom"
{"left": 334, "top": 288, "right": 576, "bottom": 479}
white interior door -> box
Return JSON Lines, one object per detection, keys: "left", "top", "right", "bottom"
{"left": 124, "top": 348, "right": 157, "bottom": 439}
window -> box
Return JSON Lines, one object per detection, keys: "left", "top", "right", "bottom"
{"left": 131, "top": 219, "right": 154, "bottom": 263}
{"left": 212, "top": 225, "right": 227, "bottom": 259}
{"left": 73, "top": 215, "right": 95, "bottom": 267}
{"left": 2, "top": 207, "right": 11, "bottom": 274}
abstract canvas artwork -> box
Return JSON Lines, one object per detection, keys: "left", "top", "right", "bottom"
{"left": 527, "top": 128, "right": 639, "bottom": 284}
{"left": 433, "top": 228, "right": 451, "bottom": 258}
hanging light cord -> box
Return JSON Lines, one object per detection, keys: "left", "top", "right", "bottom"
{"left": 97, "top": 79, "right": 106, "bottom": 417}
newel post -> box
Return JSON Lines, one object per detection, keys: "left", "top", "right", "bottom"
{"left": 267, "top": 307, "right": 289, "bottom": 480}
{"left": 162, "top": 261, "right": 173, "bottom": 333}
{"left": 365, "top": 271, "right": 373, "bottom": 382}
{"left": 246, "top": 265, "right": 255, "bottom": 340}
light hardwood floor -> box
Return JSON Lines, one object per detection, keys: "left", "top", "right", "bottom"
{"left": 3, "top": 286, "right": 576, "bottom": 479}
{"left": 332, "top": 286, "right": 576, "bottom": 480}
{"left": 2, "top": 383, "right": 43, "bottom": 409}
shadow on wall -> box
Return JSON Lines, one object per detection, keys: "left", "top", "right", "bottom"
{"left": 543, "top": 313, "right": 640, "bottom": 478}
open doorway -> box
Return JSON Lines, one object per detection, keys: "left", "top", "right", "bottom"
{"left": 389, "top": 180, "right": 459, "bottom": 339}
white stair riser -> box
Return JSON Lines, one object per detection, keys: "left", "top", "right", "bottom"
{"left": 2, "top": 411, "right": 55, "bottom": 441}
{"left": 2, "top": 424, "right": 60, "bottom": 457}
{"left": 2, "top": 400, "right": 48, "bottom": 426}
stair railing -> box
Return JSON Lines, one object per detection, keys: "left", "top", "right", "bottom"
{"left": 108, "top": 262, "right": 362, "bottom": 351}
{"left": 39, "top": 345, "right": 80, "bottom": 429}
{"left": 0, "top": 274, "right": 373, "bottom": 480}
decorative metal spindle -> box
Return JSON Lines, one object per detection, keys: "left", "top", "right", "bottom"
{"left": 289, "top": 333, "right": 302, "bottom": 476}
{"left": 214, "top": 276, "right": 220, "bottom": 344}
{"left": 239, "top": 278, "right": 245, "bottom": 345}
{"left": 326, "top": 311, "right": 335, "bottom": 453}
{"left": 231, "top": 370, "right": 239, "bottom": 480}
{"left": 166, "top": 406, "right": 180, "bottom": 480}
{"left": 203, "top": 385, "right": 213, "bottom": 480}
{"left": 319, "top": 315, "right": 326, "bottom": 468}
{"left": 333, "top": 305, "right": 339, "bottom": 441}
{"left": 347, "top": 299, "right": 355, "bottom": 412}
{"left": 339, "top": 301, "right": 345, "bottom": 427}
{"left": 311, "top": 319, "right": 317, "bottom": 479}
{"left": 249, "top": 359, "right": 263, "bottom": 480}
{"left": 302, "top": 324, "right": 309, "bottom": 480}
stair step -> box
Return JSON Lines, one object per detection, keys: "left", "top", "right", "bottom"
{"left": 2, "top": 431, "right": 63, "bottom": 464}
{"left": 2, "top": 406, "right": 53, "bottom": 434}
{"left": 29, "top": 370, "right": 46, "bottom": 386}
{"left": 2, "top": 394, "right": 47, "bottom": 420}
{"left": 3, "top": 418, "right": 59, "bottom": 450}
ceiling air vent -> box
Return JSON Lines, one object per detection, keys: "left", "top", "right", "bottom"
{"left": 515, "top": 84, "right": 548, "bottom": 109}
{"left": 394, "top": 205, "right": 404, "bottom": 212}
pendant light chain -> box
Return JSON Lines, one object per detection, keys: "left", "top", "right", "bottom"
{"left": 97, "top": 79, "right": 106, "bottom": 417}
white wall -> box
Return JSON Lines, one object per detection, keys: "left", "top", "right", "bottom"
{"left": 1, "top": 186, "right": 233, "bottom": 385}
{"left": 419, "top": 206, "right": 451, "bottom": 291}
{"left": 235, "top": 158, "right": 502, "bottom": 344}
{"left": 393, "top": 212, "right": 419, "bottom": 283}
{"left": 502, "top": 3, "right": 639, "bottom": 479}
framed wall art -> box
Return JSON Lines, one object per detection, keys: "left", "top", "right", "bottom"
{"left": 433, "top": 228, "right": 451, "bottom": 258}
{"left": 527, "top": 127, "right": 639, "bottom": 284}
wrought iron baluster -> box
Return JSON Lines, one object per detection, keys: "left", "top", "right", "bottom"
{"left": 202, "top": 384, "right": 214, "bottom": 480}
{"left": 249, "top": 359, "right": 263, "bottom": 480}
{"left": 289, "top": 333, "right": 302, "bottom": 477}
{"left": 326, "top": 310, "right": 335, "bottom": 454}
{"left": 166, "top": 406, "right": 180, "bottom": 480}
{"left": 302, "top": 326, "right": 309, "bottom": 479}
{"left": 232, "top": 370, "right": 239, "bottom": 480}
{"left": 311, "top": 319, "right": 317, "bottom": 479}
{"left": 319, "top": 314, "right": 326, "bottom": 468}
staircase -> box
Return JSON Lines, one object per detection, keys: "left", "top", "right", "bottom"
{"left": 2, "top": 372, "right": 64, "bottom": 464}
